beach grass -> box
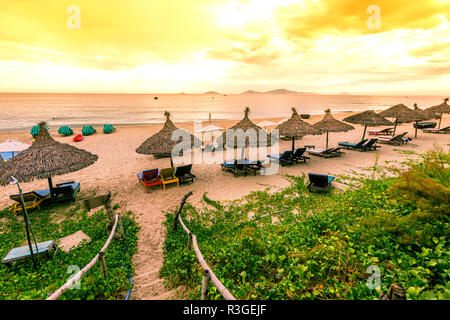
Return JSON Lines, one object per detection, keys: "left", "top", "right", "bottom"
{"left": 160, "top": 148, "right": 449, "bottom": 300}
{"left": 0, "top": 195, "right": 138, "bottom": 300}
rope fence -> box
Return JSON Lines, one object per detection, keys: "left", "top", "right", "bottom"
{"left": 173, "top": 192, "right": 236, "bottom": 300}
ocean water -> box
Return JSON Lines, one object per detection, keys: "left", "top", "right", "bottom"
{"left": 0, "top": 92, "right": 444, "bottom": 131}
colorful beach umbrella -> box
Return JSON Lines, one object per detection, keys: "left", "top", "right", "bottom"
{"left": 82, "top": 125, "right": 96, "bottom": 136}
{"left": 57, "top": 126, "right": 74, "bottom": 136}
{"left": 276, "top": 108, "right": 321, "bottom": 151}
{"left": 313, "top": 109, "right": 355, "bottom": 149}
{"left": 425, "top": 98, "right": 450, "bottom": 129}
{"left": 136, "top": 111, "right": 202, "bottom": 166}
{"left": 103, "top": 124, "right": 116, "bottom": 134}
{"left": 30, "top": 124, "right": 49, "bottom": 137}
{"left": 343, "top": 110, "right": 392, "bottom": 140}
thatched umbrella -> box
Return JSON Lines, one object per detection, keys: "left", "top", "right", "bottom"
{"left": 413, "top": 103, "right": 439, "bottom": 121}
{"left": 275, "top": 108, "right": 321, "bottom": 151}
{"left": 379, "top": 104, "right": 425, "bottom": 137}
{"left": 313, "top": 109, "right": 355, "bottom": 149}
{"left": 0, "top": 122, "right": 98, "bottom": 268}
{"left": 217, "top": 107, "right": 272, "bottom": 148}
{"left": 343, "top": 110, "right": 392, "bottom": 140}
{"left": 426, "top": 98, "right": 450, "bottom": 129}
{"left": 136, "top": 111, "right": 202, "bottom": 166}
{"left": 0, "top": 122, "right": 98, "bottom": 194}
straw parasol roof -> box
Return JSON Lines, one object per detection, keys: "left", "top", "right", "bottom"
{"left": 426, "top": 98, "right": 450, "bottom": 128}
{"left": 343, "top": 110, "right": 392, "bottom": 139}
{"left": 313, "top": 109, "right": 354, "bottom": 148}
{"left": 216, "top": 107, "right": 272, "bottom": 148}
{"left": 413, "top": 104, "right": 439, "bottom": 120}
{"left": 378, "top": 104, "right": 411, "bottom": 119}
{"left": 313, "top": 109, "right": 354, "bottom": 133}
{"left": 276, "top": 108, "right": 321, "bottom": 138}
{"left": 0, "top": 122, "right": 98, "bottom": 186}
{"left": 276, "top": 107, "right": 321, "bottom": 150}
{"left": 136, "top": 111, "right": 202, "bottom": 157}
{"left": 426, "top": 98, "right": 450, "bottom": 115}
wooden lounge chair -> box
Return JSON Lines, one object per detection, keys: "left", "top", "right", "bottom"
{"left": 356, "top": 138, "right": 380, "bottom": 152}
{"left": 267, "top": 150, "right": 294, "bottom": 166}
{"left": 9, "top": 189, "right": 51, "bottom": 212}
{"left": 292, "top": 148, "right": 310, "bottom": 163}
{"left": 137, "top": 169, "right": 162, "bottom": 193}
{"left": 377, "top": 132, "right": 410, "bottom": 146}
{"left": 51, "top": 181, "right": 80, "bottom": 203}
{"left": 338, "top": 139, "right": 368, "bottom": 150}
{"left": 422, "top": 126, "right": 450, "bottom": 134}
{"left": 221, "top": 159, "right": 251, "bottom": 176}
{"left": 307, "top": 173, "right": 335, "bottom": 193}
{"left": 368, "top": 128, "right": 394, "bottom": 136}
{"left": 308, "top": 147, "right": 345, "bottom": 158}
{"left": 2, "top": 240, "right": 56, "bottom": 266}
{"left": 175, "top": 164, "right": 196, "bottom": 184}
{"left": 245, "top": 160, "right": 265, "bottom": 175}
{"left": 160, "top": 167, "right": 180, "bottom": 190}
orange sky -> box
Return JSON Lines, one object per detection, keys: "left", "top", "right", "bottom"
{"left": 0, "top": 0, "right": 449, "bottom": 94}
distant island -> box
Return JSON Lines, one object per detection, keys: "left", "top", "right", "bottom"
{"left": 203, "top": 91, "right": 220, "bottom": 95}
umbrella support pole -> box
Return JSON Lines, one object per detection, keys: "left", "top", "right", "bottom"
{"left": 362, "top": 125, "right": 367, "bottom": 140}
{"left": 48, "top": 177, "right": 54, "bottom": 199}
{"left": 11, "top": 177, "right": 39, "bottom": 269}
{"left": 415, "top": 122, "right": 418, "bottom": 138}
{"left": 439, "top": 114, "right": 442, "bottom": 129}
{"left": 326, "top": 132, "right": 329, "bottom": 149}
{"left": 393, "top": 119, "right": 398, "bottom": 137}
{"left": 291, "top": 137, "right": 295, "bottom": 151}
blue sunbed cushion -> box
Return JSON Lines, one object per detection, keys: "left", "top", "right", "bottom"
{"left": 58, "top": 182, "right": 80, "bottom": 191}
{"left": 10, "top": 189, "right": 51, "bottom": 199}
{"left": 138, "top": 169, "right": 159, "bottom": 181}
{"left": 338, "top": 142, "right": 356, "bottom": 147}
{"left": 308, "top": 173, "right": 335, "bottom": 184}
{"left": 2, "top": 240, "right": 54, "bottom": 263}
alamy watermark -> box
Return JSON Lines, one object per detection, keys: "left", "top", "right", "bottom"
{"left": 367, "top": 5, "right": 381, "bottom": 30}
{"left": 67, "top": 5, "right": 81, "bottom": 30}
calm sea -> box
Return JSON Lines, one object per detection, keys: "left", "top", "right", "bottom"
{"left": 0, "top": 93, "right": 444, "bottom": 131}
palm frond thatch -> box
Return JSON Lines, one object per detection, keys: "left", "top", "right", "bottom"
{"left": 136, "top": 111, "right": 202, "bottom": 156}
{"left": 379, "top": 104, "right": 424, "bottom": 123}
{"left": 0, "top": 122, "right": 98, "bottom": 186}
{"left": 216, "top": 107, "right": 272, "bottom": 148}
{"left": 313, "top": 109, "right": 355, "bottom": 132}
{"left": 426, "top": 98, "right": 450, "bottom": 114}
{"left": 276, "top": 108, "right": 321, "bottom": 137}
{"left": 343, "top": 110, "right": 392, "bottom": 126}
{"left": 413, "top": 104, "right": 439, "bottom": 120}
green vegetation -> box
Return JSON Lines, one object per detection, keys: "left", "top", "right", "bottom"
{"left": 161, "top": 149, "right": 450, "bottom": 300}
{"left": 0, "top": 196, "right": 138, "bottom": 300}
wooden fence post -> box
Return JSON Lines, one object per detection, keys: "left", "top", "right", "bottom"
{"left": 99, "top": 251, "right": 108, "bottom": 279}
{"left": 173, "top": 192, "right": 193, "bottom": 230}
{"left": 201, "top": 269, "right": 210, "bottom": 300}
{"left": 187, "top": 233, "right": 193, "bottom": 250}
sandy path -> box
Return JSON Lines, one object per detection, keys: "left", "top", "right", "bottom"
{"left": 0, "top": 113, "right": 448, "bottom": 299}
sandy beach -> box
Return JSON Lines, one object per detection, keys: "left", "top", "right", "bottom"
{"left": 0, "top": 112, "right": 448, "bottom": 299}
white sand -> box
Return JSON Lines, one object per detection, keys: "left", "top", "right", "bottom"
{"left": 0, "top": 113, "right": 448, "bottom": 299}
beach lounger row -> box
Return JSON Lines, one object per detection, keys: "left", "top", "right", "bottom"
{"left": 137, "top": 164, "right": 195, "bottom": 192}
{"left": 422, "top": 126, "right": 450, "bottom": 134}
{"left": 377, "top": 132, "right": 412, "bottom": 145}
{"left": 221, "top": 159, "right": 265, "bottom": 176}
{"left": 267, "top": 148, "right": 310, "bottom": 166}
{"left": 307, "top": 147, "right": 345, "bottom": 158}
{"left": 338, "top": 138, "right": 380, "bottom": 151}
{"left": 9, "top": 182, "right": 80, "bottom": 213}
